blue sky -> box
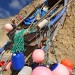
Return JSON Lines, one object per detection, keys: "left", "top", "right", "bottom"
{"left": 0, "top": 0, "right": 32, "bottom": 18}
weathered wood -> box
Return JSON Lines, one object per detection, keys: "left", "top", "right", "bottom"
{"left": 33, "top": 0, "right": 62, "bottom": 28}
{"left": 15, "top": 0, "right": 45, "bottom": 26}
{"left": 47, "top": 5, "right": 63, "bottom": 20}
{"left": 7, "top": 0, "right": 62, "bottom": 40}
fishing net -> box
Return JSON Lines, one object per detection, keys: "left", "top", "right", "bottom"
{"left": 11, "top": 29, "right": 25, "bottom": 53}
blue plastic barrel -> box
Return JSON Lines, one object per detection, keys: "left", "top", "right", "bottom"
{"left": 11, "top": 52, "right": 25, "bottom": 70}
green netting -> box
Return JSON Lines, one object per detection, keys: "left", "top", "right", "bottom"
{"left": 11, "top": 29, "right": 25, "bottom": 53}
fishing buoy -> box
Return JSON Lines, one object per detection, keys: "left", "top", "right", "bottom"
{"left": 51, "top": 63, "right": 69, "bottom": 75}
{"left": 4, "top": 23, "right": 13, "bottom": 32}
{"left": 67, "top": 67, "right": 72, "bottom": 75}
{"left": 61, "top": 59, "right": 74, "bottom": 69}
{"left": 0, "top": 61, "right": 5, "bottom": 67}
{"left": 32, "top": 49, "right": 44, "bottom": 63}
{"left": 31, "top": 66, "right": 53, "bottom": 75}
{"left": 38, "top": 19, "right": 48, "bottom": 29}
{"left": 19, "top": 15, "right": 23, "bottom": 20}
{"left": 11, "top": 52, "right": 25, "bottom": 70}
{"left": 5, "top": 61, "right": 12, "bottom": 71}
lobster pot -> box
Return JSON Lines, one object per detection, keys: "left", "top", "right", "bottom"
{"left": 11, "top": 52, "right": 25, "bottom": 70}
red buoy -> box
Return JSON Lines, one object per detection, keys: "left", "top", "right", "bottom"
{"left": 0, "top": 61, "right": 5, "bottom": 67}
{"left": 19, "top": 15, "right": 23, "bottom": 20}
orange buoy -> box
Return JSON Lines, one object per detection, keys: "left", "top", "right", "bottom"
{"left": 61, "top": 59, "right": 74, "bottom": 69}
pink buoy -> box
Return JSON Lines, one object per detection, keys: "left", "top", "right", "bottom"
{"left": 52, "top": 63, "right": 69, "bottom": 75}
{"left": 67, "top": 67, "right": 72, "bottom": 75}
{"left": 4, "top": 23, "right": 13, "bottom": 32}
{"left": 31, "top": 66, "right": 53, "bottom": 75}
{"left": 32, "top": 49, "right": 44, "bottom": 63}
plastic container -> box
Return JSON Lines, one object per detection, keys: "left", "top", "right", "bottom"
{"left": 18, "top": 66, "right": 32, "bottom": 75}
{"left": 11, "top": 52, "right": 25, "bottom": 70}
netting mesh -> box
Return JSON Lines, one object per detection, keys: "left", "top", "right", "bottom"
{"left": 11, "top": 29, "right": 25, "bottom": 53}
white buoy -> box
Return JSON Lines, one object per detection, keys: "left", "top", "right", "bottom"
{"left": 38, "top": 19, "right": 48, "bottom": 29}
